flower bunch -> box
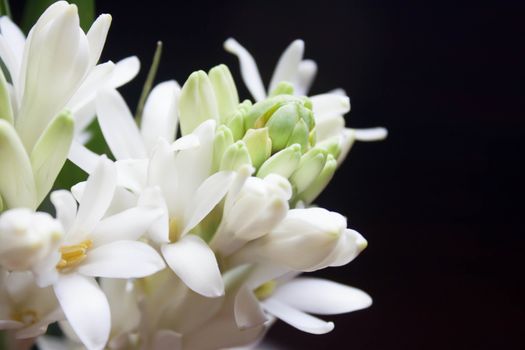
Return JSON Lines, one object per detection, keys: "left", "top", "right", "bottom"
{"left": 0, "top": 2, "right": 386, "bottom": 350}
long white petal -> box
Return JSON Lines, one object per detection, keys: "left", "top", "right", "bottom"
{"left": 96, "top": 88, "right": 147, "bottom": 160}
{"left": 224, "top": 38, "right": 266, "bottom": 101}
{"left": 50, "top": 190, "right": 78, "bottom": 233}
{"left": 182, "top": 171, "right": 234, "bottom": 235}
{"left": 272, "top": 278, "right": 372, "bottom": 315}
{"left": 78, "top": 241, "right": 165, "bottom": 278}
{"left": 234, "top": 286, "right": 267, "bottom": 329}
{"left": 310, "top": 93, "right": 350, "bottom": 119}
{"left": 161, "top": 235, "right": 224, "bottom": 297}
{"left": 294, "top": 59, "right": 317, "bottom": 96}
{"left": 109, "top": 56, "right": 140, "bottom": 88}
{"left": 70, "top": 156, "right": 116, "bottom": 240}
{"left": 53, "top": 274, "right": 110, "bottom": 350}
{"left": 115, "top": 159, "right": 148, "bottom": 193}
{"left": 141, "top": 80, "right": 180, "bottom": 154}
{"left": 86, "top": 14, "right": 111, "bottom": 69}
{"left": 352, "top": 127, "right": 388, "bottom": 141}
{"left": 262, "top": 298, "right": 334, "bottom": 334}
{"left": 268, "top": 40, "right": 304, "bottom": 94}
{"left": 90, "top": 206, "right": 161, "bottom": 246}
{"left": 67, "top": 141, "right": 99, "bottom": 173}
{"left": 0, "top": 16, "right": 25, "bottom": 74}
{"left": 137, "top": 186, "right": 169, "bottom": 244}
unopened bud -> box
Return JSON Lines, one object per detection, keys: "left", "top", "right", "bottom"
{"left": 242, "top": 128, "right": 272, "bottom": 169}
{"left": 220, "top": 141, "right": 252, "bottom": 171}
{"left": 209, "top": 64, "right": 239, "bottom": 123}
{"left": 0, "top": 208, "right": 63, "bottom": 271}
{"left": 257, "top": 143, "right": 302, "bottom": 179}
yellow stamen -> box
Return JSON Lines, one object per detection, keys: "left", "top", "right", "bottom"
{"left": 169, "top": 218, "right": 181, "bottom": 243}
{"left": 56, "top": 239, "right": 93, "bottom": 271}
{"left": 11, "top": 309, "right": 38, "bottom": 325}
{"left": 254, "top": 280, "right": 277, "bottom": 300}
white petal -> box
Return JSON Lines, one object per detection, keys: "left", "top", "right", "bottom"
{"left": 161, "top": 235, "right": 224, "bottom": 297}
{"left": 70, "top": 156, "right": 116, "bottom": 239}
{"left": 51, "top": 190, "right": 78, "bottom": 233}
{"left": 78, "top": 241, "right": 165, "bottom": 278}
{"left": 0, "top": 16, "right": 25, "bottom": 70}
{"left": 141, "top": 80, "right": 180, "bottom": 154}
{"left": 96, "top": 88, "right": 147, "bottom": 160}
{"left": 224, "top": 38, "right": 266, "bottom": 101}
{"left": 116, "top": 159, "right": 148, "bottom": 193}
{"left": 138, "top": 186, "right": 169, "bottom": 243}
{"left": 294, "top": 59, "right": 317, "bottom": 96}
{"left": 86, "top": 14, "right": 111, "bottom": 69}
{"left": 147, "top": 139, "right": 180, "bottom": 213}
{"left": 234, "top": 286, "right": 267, "bottom": 329}
{"left": 352, "top": 127, "right": 388, "bottom": 141}
{"left": 90, "top": 206, "right": 161, "bottom": 246}
{"left": 182, "top": 171, "right": 234, "bottom": 234}
{"left": 54, "top": 274, "right": 110, "bottom": 350}
{"left": 310, "top": 93, "right": 350, "bottom": 119}
{"left": 109, "top": 56, "right": 140, "bottom": 88}
{"left": 272, "top": 278, "right": 372, "bottom": 315}
{"left": 268, "top": 40, "right": 304, "bottom": 94}
{"left": 262, "top": 298, "right": 334, "bottom": 334}
{"left": 67, "top": 141, "right": 99, "bottom": 173}
{"left": 315, "top": 114, "right": 345, "bottom": 142}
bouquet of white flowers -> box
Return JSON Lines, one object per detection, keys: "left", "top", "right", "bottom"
{"left": 0, "top": 1, "right": 386, "bottom": 349}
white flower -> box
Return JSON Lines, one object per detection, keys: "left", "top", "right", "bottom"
{"left": 0, "top": 270, "right": 62, "bottom": 339}
{"left": 210, "top": 167, "right": 291, "bottom": 256}
{"left": 0, "top": 1, "right": 139, "bottom": 149}
{"left": 35, "top": 156, "right": 165, "bottom": 350}
{"left": 229, "top": 208, "right": 367, "bottom": 272}
{"left": 259, "top": 277, "right": 372, "bottom": 335}
{"left": 0, "top": 208, "right": 63, "bottom": 271}
{"left": 224, "top": 38, "right": 387, "bottom": 161}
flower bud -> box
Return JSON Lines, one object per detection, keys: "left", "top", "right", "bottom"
{"left": 220, "top": 141, "right": 252, "bottom": 171}
{"left": 269, "top": 81, "right": 294, "bottom": 97}
{"left": 242, "top": 128, "right": 272, "bottom": 169}
{"left": 224, "top": 100, "right": 251, "bottom": 140}
{"left": 178, "top": 70, "right": 219, "bottom": 135}
{"left": 257, "top": 143, "right": 302, "bottom": 179}
{"left": 212, "top": 125, "right": 234, "bottom": 172}
{"left": 209, "top": 64, "right": 239, "bottom": 123}
{"left": 297, "top": 153, "right": 337, "bottom": 204}
{"left": 0, "top": 208, "right": 63, "bottom": 271}
{"left": 289, "top": 148, "right": 326, "bottom": 194}
{"left": 231, "top": 208, "right": 362, "bottom": 272}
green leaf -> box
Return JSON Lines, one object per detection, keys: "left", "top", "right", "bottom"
{"left": 0, "top": 0, "right": 12, "bottom": 18}
{"left": 21, "top": 0, "right": 94, "bottom": 34}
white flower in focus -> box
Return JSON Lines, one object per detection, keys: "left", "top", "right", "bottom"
{"left": 258, "top": 277, "right": 372, "bottom": 335}
{"left": 35, "top": 156, "right": 164, "bottom": 350}
{"left": 224, "top": 38, "right": 387, "bottom": 162}
{"left": 0, "top": 208, "right": 63, "bottom": 271}
{"left": 230, "top": 208, "right": 367, "bottom": 272}
{"left": 0, "top": 270, "right": 62, "bottom": 339}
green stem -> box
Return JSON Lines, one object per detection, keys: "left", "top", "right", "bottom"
{"left": 135, "top": 41, "right": 163, "bottom": 126}
{"left": 0, "top": 0, "right": 11, "bottom": 18}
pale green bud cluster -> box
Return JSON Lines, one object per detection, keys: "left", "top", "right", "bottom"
{"left": 179, "top": 65, "right": 343, "bottom": 204}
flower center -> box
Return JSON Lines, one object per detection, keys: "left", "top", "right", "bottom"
{"left": 56, "top": 239, "right": 93, "bottom": 271}
{"left": 254, "top": 280, "right": 277, "bottom": 300}
{"left": 11, "top": 309, "right": 38, "bottom": 325}
{"left": 169, "top": 218, "right": 181, "bottom": 243}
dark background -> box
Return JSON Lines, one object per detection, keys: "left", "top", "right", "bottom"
{"left": 14, "top": 1, "right": 525, "bottom": 349}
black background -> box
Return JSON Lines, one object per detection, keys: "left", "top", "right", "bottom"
{"left": 13, "top": 1, "right": 525, "bottom": 349}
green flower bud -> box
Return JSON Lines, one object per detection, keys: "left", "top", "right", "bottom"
{"left": 297, "top": 153, "right": 337, "bottom": 204}
{"left": 289, "top": 148, "right": 327, "bottom": 194}
{"left": 0, "top": 68, "right": 13, "bottom": 125}
{"left": 269, "top": 81, "right": 294, "bottom": 97}
{"left": 257, "top": 143, "right": 302, "bottom": 179}
{"left": 224, "top": 100, "right": 251, "bottom": 141}
{"left": 266, "top": 104, "right": 298, "bottom": 152}
{"left": 315, "top": 135, "right": 342, "bottom": 160}
{"left": 209, "top": 64, "right": 239, "bottom": 124}
{"left": 212, "top": 125, "right": 234, "bottom": 172}
{"left": 220, "top": 140, "right": 251, "bottom": 171}
{"left": 242, "top": 127, "right": 272, "bottom": 169}
{"left": 179, "top": 70, "right": 219, "bottom": 135}
{"left": 285, "top": 118, "right": 309, "bottom": 151}
{"left": 0, "top": 120, "right": 36, "bottom": 209}
{"left": 31, "top": 110, "right": 74, "bottom": 205}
